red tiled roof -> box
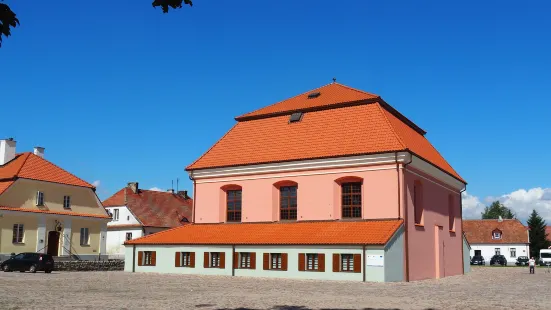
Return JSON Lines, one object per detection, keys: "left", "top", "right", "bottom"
{"left": 103, "top": 188, "right": 193, "bottom": 228}
{"left": 0, "top": 153, "right": 94, "bottom": 188}
{"left": 0, "top": 206, "right": 110, "bottom": 219}
{"left": 186, "top": 83, "right": 464, "bottom": 183}
{"left": 546, "top": 226, "right": 551, "bottom": 241}
{"left": 107, "top": 224, "right": 143, "bottom": 229}
{"left": 463, "top": 219, "right": 529, "bottom": 244}
{"left": 125, "top": 219, "right": 403, "bottom": 245}
{"left": 0, "top": 181, "right": 14, "bottom": 195}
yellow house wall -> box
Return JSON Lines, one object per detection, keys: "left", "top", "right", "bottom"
{"left": 0, "top": 213, "right": 38, "bottom": 254}
{"left": 0, "top": 179, "right": 106, "bottom": 216}
{"left": 71, "top": 218, "right": 102, "bottom": 255}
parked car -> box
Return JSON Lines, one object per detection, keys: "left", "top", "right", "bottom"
{"left": 471, "top": 255, "right": 485, "bottom": 265}
{"left": 490, "top": 255, "right": 507, "bottom": 266}
{"left": 0, "top": 252, "right": 54, "bottom": 273}
{"left": 515, "top": 256, "right": 530, "bottom": 266}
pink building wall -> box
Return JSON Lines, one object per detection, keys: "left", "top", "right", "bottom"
{"left": 194, "top": 164, "right": 400, "bottom": 223}
{"left": 404, "top": 167, "right": 463, "bottom": 281}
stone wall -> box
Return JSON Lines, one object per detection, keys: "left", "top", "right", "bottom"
{"left": 54, "top": 260, "right": 124, "bottom": 271}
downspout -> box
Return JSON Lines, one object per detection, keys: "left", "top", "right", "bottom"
{"left": 460, "top": 185, "right": 467, "bottom": 275}
{"left": 402, "top": 152, "right": 413, "bottom": 282}
{"left": 362, "top": 244, "right": 366, "bottom": 282}
{"left": 232, "top": 245, "right": 235, "bottom": 277}
{"left": 189, "top": 172, "right": 197, "bottom": 223}
{"left": 395, "top": 152, "right": 401, "bottom": 219}
{"left": 132, "top": 244, "right": 136, "bottom": 273}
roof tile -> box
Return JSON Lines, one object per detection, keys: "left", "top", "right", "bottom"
{"left": 125, "top": 219, "right": 403, "bottom": 245}
{"left": 463, "top": 219, "right": 529, "bottom": 244}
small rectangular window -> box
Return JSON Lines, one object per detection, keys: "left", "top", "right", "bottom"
{"left": 493, "top": 232, "right": 501, "bottom": 239}
{"left": 144, "top": 251, "right": 155, "bottom": 266}
{"left": 12, "top": 224, "right": 24, "bottom": 243}
{"left": 181, "top": 252, "right": 192, "bottom": 267}
{"left": 306, "top": 254, "right": 319, "bottom": 271}
{"left": 125, "top": 232, "right": 132, "bottom": 241}
{"left": 63, "top": 196, "right": 71, "bottom": 209}
{"left": 271, "top": 253, "right": 282, "bottom": 270}
{"left": 510, "top": 248, "right": 516, "bottom": 258}
{"left": 80, "top": 228, "right": 90, "bottom": 245}
{"left": 113, "top": 209, "right": 119, "bottom": 221}
{"left": 240, "top": 253, "right": 252, "bottom": 269}
{"left": 36, "top": 191, "right": 44, "bottom": 206}
{"left": 211, "top": 252, "right": 221, "bottom": 268}
{"left": 495, "top": 248, "right": 501, "bottom": 255}
{"left": 340, "top": 254, "right": 354, "bottom": 272}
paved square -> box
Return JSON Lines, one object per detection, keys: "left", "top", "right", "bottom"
{"left": 0, "top": 267, "right": 547, "bottom": 309}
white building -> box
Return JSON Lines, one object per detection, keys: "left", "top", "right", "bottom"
{"left": 102, "top": 182, "right": 192, "bottom": 259}
{"left": 464, "top": 219, "right": 530, "bottom": 265}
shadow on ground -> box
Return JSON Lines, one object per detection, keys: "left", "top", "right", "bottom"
{"left": 200, "top": 305, "right": 438, "bottom": 310}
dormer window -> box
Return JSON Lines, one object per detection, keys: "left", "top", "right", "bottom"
{"left": 492, "top": 230, "right": 502, "bottom": 239}
{"left": 36, "top": 191, "right": 44, "bottom": 206}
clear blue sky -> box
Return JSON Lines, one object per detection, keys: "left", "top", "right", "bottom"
{"left": 2, "top": 0, "right": 550, "bottom": 203}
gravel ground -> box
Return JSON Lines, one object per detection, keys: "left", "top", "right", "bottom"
{"left": 0, "top": 267, "right": 547, "bottom": 310}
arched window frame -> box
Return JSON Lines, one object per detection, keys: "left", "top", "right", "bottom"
{"left": 335, "top": 176, "right": 364, "bottom": 219}
{"left": 273, "top": 180, "right": 298, "bottom": 221}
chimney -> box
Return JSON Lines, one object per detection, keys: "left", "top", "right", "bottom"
{"left": 498, "top": 216, "right": 503, "bottom": 222}
{"left": 167, "top": 189, "right": 174, "bottom": 194}
{"left": 177, "top": 190, "right": 190, "bottom": 199}
{"left": 127, "top": 182, "right": 139, "bottom": 194}
{"left": 0, "top": 138, "right": 16, "bottom": 165}
{"left": 33, "top": 146, "right": 45, "bottom": 158}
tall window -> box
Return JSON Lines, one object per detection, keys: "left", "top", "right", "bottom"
{"left": 240, "top": 253, "right": 252, "bottom": 269}
{"left": 271, "top": 253, "right": 282, "bottom": 270}
{"left": 341, "top": 254, "right": 354, "bottom": 272}
{"left": 448, "top": 194, "right": 455, "bottom": 231}
{"left": 126, "top": 232, "right": 133, "bottom": 241}
{"left": 113, "top": 209, "right": 119, "bottom": 221}
{"left": 306, "top": 254, "right": 319, "bottom": 271}
{"left": 211, "top": 252, "right": 221, "bottom": 267}
{"left": 80, "top": 228, "right": 90, "bottom": 245}
{"left": 12, "top": 224, "right": 24, "bottom": 243}
{"left": 36, "top": 191, "right": 44, "bottom": 206}
{"left": 342, "top": 182, "right": 362, "bottom": 218}
{"left": 413, "top": 181, "right": 423, "bottom": 225}
{"left": 227, "top": 190, "right": 242, "bottom": 222}
{"left": 144, "top": 251, "right": 154, "bottom": 265}
{"left": 280, "top": 186, "right": 297, "bottom": 220}
{"left": 181, "top": 252, "right": 192, "bottom": 267}
{"left": 510, "top": 248, "right": 516, "bottom": 258}
{"left": 63, "top": 195, "right": 71, "bottom": 209}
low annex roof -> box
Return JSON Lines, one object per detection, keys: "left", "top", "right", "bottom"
{"left": 125, "top": 219, "right": 403, "bottom": 246}
{"left": 463, "top": 219, "right": 529, "bottom": 244}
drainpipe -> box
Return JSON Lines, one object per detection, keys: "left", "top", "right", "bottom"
{"left": 395, "top": 152, "right": 401, "bottom": 219}
{"left": 232, "top": 245, "right": 235, "bottom": 277}
{"left": 362, "top": 245, "right": 366, "bottom": 282}
{"left": 460, "top": 185, "right": 467, "bottom": 274}
{"left": 132, "top": 245, "right": 136, "bottom": 273}
{"left": 402, "top": 152, "right": 413, "bottom": 282}
{"left": 189, "top": 172, "right": 197, "bottom": 223}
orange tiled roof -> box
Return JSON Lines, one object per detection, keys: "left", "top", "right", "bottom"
{"left": 108, "top": 224, "right": 144, "bottom": 229}
{"left": 0, "top": 206, "right": 111, "bottom": 219}
{"left": 0, "top": 181, "right": 14, "bottom": 195}
{"left": 0, "top": 153, "right": 94, "bottom": 188}
{"left": 463, "top": 219, "right": 529, "bottom": 244}
{"left": 186, "top": 83, "right": 464, "bottom": 183}
{"left": 103, "top": 188, "right": 192, "bottom": 228}
{"left": 125, "top": 219, "right": 403, "bottom": 245}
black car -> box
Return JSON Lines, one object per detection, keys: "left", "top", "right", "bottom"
{"left": 490, "top": 254, "right": 507, "bottom": 266}
{"left": 471, "top": 255, "right": 485, "bottom": 265}
{"left": 515, "top": 256, "right": 530, "bottom": 266}
{"left": 0, "top": 252, "right": 54, "bottom": 273}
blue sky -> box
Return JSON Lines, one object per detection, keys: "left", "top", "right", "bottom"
{"left": 2, "top": 1, "right": 551, "bottom": 220}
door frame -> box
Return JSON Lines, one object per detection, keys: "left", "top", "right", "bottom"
{"left": 47, "top": 231, "right": 61, "bottom": 257}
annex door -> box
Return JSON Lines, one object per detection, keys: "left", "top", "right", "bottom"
{"left": 47, "top": 231, "right": 60, "bottom": 256}
{"left": 434, "top": 225, "right": 444, "bottom": 278}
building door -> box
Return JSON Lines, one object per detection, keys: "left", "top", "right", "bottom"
{"left": 434, "top": 225, "right": 444, "bottom": 278}
{"left": 47, "top": 231, "right": 60, "bottom": 257}
{"left": 474, "top": 250, "right": 481, "bottom": 256}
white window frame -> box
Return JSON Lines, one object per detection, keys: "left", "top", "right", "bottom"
{"left": 306, "top": 253, "right": 319, "bottom": 271}
{"left": 210, "top": 252, "right": 221, "bottom": 268}
{"left": 510, "top": 248, "right": 516, "bottom": 258}
{"left": 63, "top": 195, "right": 71, "bottom": 209}
{"left": 36, "top": 191, "right": 44, "bottom": 206}
{"left": 125, "top": 232, "right": 132, "bottom": 241}
{"left": 113, "top": 209, "right": 119, "bottom": 221}
{"left": 12, "top": 224, "right": 24, "bottom": 243}
{"left": 240, "top": 253, "right": 251, "bottom": 269}
{"left": 495, "top": 248, "right": 501, "bottom": 255}
{"left": 80, "top": 228, "right": 90, "bottom": 246}
{"left": 271, "top": 253, "right": 282, "bottom": 270}
{"left": 493, "top": 231, "right": 501, "bottom": 239}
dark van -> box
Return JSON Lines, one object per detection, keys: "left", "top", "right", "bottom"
{"left": 1, "top": 252, "right": 54, "bottom": 273}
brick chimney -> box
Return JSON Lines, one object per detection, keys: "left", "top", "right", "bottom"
{"left": 177, "top": 190, "right": 190, "bottom": 199}
{"left": 127, "top": 182, "right": 139, "bottom": 194}
{"left": 33, "top": 147, "right": 45, "bottom": 158}
{"left": 0, "top": 138, "right": 16, "bottom": 165}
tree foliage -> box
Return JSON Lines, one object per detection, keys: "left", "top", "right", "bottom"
{"left": 481, "top": 201, "right": 515, "bottom": 219}
{"left": 0, "top": 0, "right": 192, "bottom": 47}
{"left": 527, "top": 209, "right": 550, "bottom": 259}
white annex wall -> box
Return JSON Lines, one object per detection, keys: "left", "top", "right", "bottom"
{"left": 124, "top": 244, "right": 397, "bottom": 282}
{"left": 106, "top": 228, "right": 143, "bottom": 256}
{"left": 105, "top": 206, "right": 140, "bottom": 225}
{"left": 469, "top": 244, "right": 530, "bottom": 265}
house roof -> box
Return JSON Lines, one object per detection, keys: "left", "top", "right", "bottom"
{"left": 546, "top": 226, "right": 551, "bottom": 241}
{"left": 124, "top": 219, "right": 403, "bottom": 246}
{"left": 463, "top": 219, "right": 529, "bottom": 244}
{"left": 102, "top": 188, "right": 193, "bottom": 228}
{"left": 0, "top": 152, "right": 94, "bottom": 189}
{"left": 0, "top": 206, "right": 110, "bottom": 219}
{"left": 186, "top": 83, "right": 464, "bottom": 183}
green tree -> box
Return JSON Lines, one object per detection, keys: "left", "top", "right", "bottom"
{"left": 481, "top": 201, "right": 516, "bottom": 219}
{"left": 527, "top": 209, "right": 550, "bottom": 258}
{"left": 0, "top": 0, "right": 193, "bottom": 47}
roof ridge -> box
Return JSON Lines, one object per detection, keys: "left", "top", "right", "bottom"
{"left": 14, "top": 152, "right": 31, "bottom": 176}
{"left": 24, "top": 153, "right": 94, "bottom": 188}
{"left": 334, "top": 82, "right": 379, "bottom": 97}
{"left": 375, "top": 102, "right": 407, "bottom": 149}
{"left": 186, "top": 123, "right": 239, "bottom": 171}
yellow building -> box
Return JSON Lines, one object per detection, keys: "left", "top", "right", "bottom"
{"left": 0, "top": 139, "right": 110, "bottom": 261}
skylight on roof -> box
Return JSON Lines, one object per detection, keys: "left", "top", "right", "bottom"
{"left": 289, "top": 112, "right": 303, "bottom": 123}
{"left": 307, "top": 92, "right": 321, "bottom": 99}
